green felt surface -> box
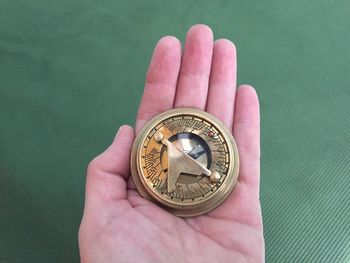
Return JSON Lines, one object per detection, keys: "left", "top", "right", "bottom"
{"left": 1, "top": 1, "right": 350, "bottom": 262}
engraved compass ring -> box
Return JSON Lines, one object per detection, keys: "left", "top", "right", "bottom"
{"left": 131, "top": 108, "right": 239, "bottom": 217}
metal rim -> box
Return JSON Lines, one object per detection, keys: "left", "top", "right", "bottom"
{"left": 130, "top": 108, "right": 239, "bottom": 217}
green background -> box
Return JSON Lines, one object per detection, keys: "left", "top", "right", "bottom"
{"left": 1, "top": 0, "right": 349, "bottom": 262}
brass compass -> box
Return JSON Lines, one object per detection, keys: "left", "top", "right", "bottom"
{"left": 131, "top": 108, "right": 239, "bottom": 217}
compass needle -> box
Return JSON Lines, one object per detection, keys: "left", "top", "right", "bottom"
{"left": 131, "top": 108, "right": 239, "bottom": 217}
{"left": 160, "top": 137, "right": 211, "bottom": 192}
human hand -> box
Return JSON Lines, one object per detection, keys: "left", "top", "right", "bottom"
{"left": 79, "top": 24, "right": 264, "bottom": 263}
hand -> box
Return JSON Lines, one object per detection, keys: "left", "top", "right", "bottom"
{"left": 79, "top": 24, "right": 264, "bottom": 263}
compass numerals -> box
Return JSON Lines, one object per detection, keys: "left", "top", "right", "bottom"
{"left": 164, "top": 118, "right": 206, "bottom": 133}
{"left": 158, "top": 178, "right": 168, "bottom": 193}
{"left": 192, "top": 120, "right": 206, "bottom": 131}
{"left": 146, "top": 167, "right": 158, "bottom": 180}
{"left": 214, "top": 160, "right": 228, "bottom": 174}
{"left": 169, "top": 182, "right": 212, "bottom": 200}
{"left": 145, "top": 148, "right": 159, "bottom": 166}
{"left": 201, "top": 127, "right": 220, "bottom": 141}
{"left": 212, "top": 142, "right": 226, "bottom": 153}
{"left": 158, "top": 177, "right": 212, "bottom": 199}
{"left": 177, "top": 188, "right": 195, "bottom": 200}
{"left": 151, "top": 176, "right": 161, "bottom": 188}
{"left": 165, "top": 121, "right": 178, "bottom": 133}
{"left": 212, "top": 144, "right": 228, "bottom": 174}
{"left": 216, "top": 160, "right": 225, "bottom": 167}
{"left": 144, "top": 148, "right": 160, "bottom": 180}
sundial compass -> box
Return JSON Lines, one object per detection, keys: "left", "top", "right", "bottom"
{"left": 131, "top": 108, "right": 239, "bottom": 217}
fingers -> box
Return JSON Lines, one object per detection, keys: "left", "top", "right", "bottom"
{"left": 208, "top": 86, "right": 261, "bottom": 228}
{"left": 233, "top": 85, "right": 260, "bottom": 194}
{"left": 85, "top": 125, "right": 135, "bottom": 206}
{"left": 136, "top": 36, "right": 181, "bottom": 133}
{"left": 206, "top": 39, "right": 237, "bottom": 130}
{"left": 174, "top": 24, "right": 213, "bottom": 110}
{"left": 81, "top": 126, "right": 135, "bottom": 232}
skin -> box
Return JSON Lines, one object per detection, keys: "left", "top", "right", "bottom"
{"left": 79, "top": 24, "right": 264, "bottom": 263}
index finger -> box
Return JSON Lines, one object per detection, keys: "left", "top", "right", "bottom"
{"left": 135, "top": 36, "right": 181, "bottom": 133}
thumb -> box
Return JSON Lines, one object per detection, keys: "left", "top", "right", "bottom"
{"left": 85, "top": 125, "right": 135, "bottom": 208}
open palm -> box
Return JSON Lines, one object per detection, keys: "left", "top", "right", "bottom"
{"left": 79, "top": 25, "right": 264, "bottom": 263}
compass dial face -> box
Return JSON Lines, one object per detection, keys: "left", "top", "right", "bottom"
{"left": 131, "top": 108, "right": 239, "bottom": 217}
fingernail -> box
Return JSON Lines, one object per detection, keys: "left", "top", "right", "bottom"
{"left": 114, "top": 126, "right": 124, "bottom": 142}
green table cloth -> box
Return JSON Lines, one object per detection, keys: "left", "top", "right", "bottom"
{"left": 1, "top": 1, "right": 349, "bottom": 262}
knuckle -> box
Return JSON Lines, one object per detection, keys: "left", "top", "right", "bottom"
{"left": 87, "top": 156, "right": 101, "bottom": 175}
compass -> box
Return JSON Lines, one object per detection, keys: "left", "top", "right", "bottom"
{"left": 131, "top": 108, "right": 239, "bottom": 217}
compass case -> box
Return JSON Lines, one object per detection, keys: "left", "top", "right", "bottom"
{"left": 131, "top": 108, "right": 239, "bottom": 217}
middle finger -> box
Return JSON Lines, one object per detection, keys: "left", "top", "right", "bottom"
{"left": 206, "top": 39, "right": 237, "bottom": 130}
{"left": 174, "top": 24, "right": 213, "bottom": 110}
